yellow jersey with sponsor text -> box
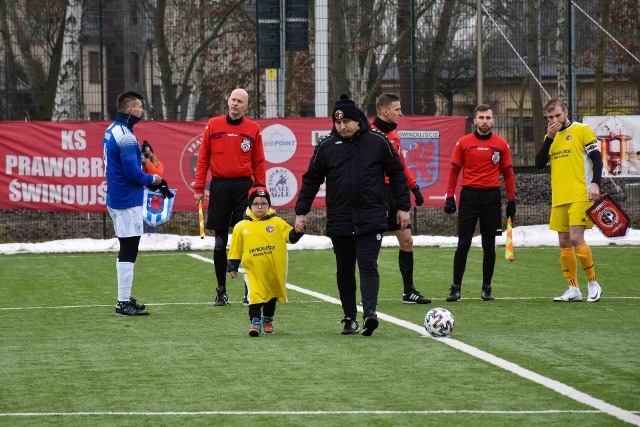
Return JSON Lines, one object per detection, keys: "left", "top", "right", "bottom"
{"left": 548, "top": 122, "right": 598, "bottom": 207}
{"left": 228, "top": 208, "right": 294, "bottom": 304}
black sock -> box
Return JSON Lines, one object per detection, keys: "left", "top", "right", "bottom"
{"left": 399, "top": 250, "right": 414, "bottom": 294}
{"left": 213, "top": 249, "right": 227, "bottom": 290}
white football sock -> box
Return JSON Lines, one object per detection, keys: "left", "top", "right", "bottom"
{"left": 116, "top": 261, "right": 135, "bottom": 302}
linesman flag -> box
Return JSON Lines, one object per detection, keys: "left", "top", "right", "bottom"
{"left": 198, "top": 199, "right": 205, "bottom": 239}
{"left": 504, "top": 217, "right": 514, "bottom": 261}
{"left": 586, "top": 194, "right": 629, "bottom": 239}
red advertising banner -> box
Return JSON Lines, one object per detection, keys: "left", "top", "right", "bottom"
{"left": 0, "top": 116, "right": 466, "bottom": 212}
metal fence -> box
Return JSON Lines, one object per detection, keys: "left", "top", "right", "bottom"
{"left": 2, "top": 172, "right": 638, "bottom": 243}
{"left": 1, "top": 0, "right": 639, "bottom": 241}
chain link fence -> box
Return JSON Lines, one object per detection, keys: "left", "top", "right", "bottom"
{"left": 1, "top": 0, "right": 638, "bottom": 242}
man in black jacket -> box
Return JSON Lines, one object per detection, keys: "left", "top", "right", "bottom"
{"left": 295, "top": 95, "right": 411, "bottom": 336}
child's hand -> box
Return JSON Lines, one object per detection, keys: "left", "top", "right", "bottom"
{"left": 229, "top": 271, "right": 237, "bottom": 279}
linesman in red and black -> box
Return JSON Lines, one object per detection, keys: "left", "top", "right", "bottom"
{"left": 194, "top": 88, "right": 266, "bottom": 306}
{"left": 443, "top": 104, "right": 516, "bottom": 301}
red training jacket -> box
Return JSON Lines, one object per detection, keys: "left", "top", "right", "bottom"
{"left": 194, "top": 115, "right": 266, "bottom": 194}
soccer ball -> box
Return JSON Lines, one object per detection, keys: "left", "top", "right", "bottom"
{"left": 424, "top": 307, "right": 454, "bottom": 337}
{"left": 177, "top": 238, "right": 192, "bottom": 251}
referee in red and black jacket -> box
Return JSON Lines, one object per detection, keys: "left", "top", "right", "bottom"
{"left": 443, "top": 104, "right": 516, "bottom": 302}
{"left": 194, "top": 88, "right": 266, "bottom": 307}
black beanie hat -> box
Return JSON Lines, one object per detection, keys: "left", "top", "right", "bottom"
{"left": 141, "top": 140, "right": 153, "bottom": 153}
{"left": 248, "top": 185, "right": 271, "bottom": 207}
{"left": 332, "top": 94, "right": 360, "bottom": 122}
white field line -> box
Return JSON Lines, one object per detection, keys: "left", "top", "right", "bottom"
{"left": 286, "top": 282, "right": 640, "bottom": 426}
{"left": 3, "top": 296, "right": 640, "bottom": 311}
{"left": 4, "top": 410, "right": 631, "bottom": 417}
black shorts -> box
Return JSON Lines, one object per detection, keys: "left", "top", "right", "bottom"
{"left": 206, "top": 177, "right": 253, "bottom": 232}
{"left": 457, "top": 186, "right": 501, "bottom": 237}
{"left": 385, "top": 184, "right": 410, "bottom": 232}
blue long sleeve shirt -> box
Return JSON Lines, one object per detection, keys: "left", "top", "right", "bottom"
{"left": 103, "top": 114, "right": 155, "bottom": 208}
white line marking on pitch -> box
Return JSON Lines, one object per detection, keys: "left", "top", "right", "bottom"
{"left": 287, "top": 283, "right": 640, "bottom": 426}
{"left": 2, "top": 410, "right": 626, "bottom": 417}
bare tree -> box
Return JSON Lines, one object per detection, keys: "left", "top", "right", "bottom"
{"left": 1, "top": 0, "right": 67, "bottom": 120}
{"left": 593, "top": 1, "right": 609, "bottom": 115}
{"left": 143, "top": 0, "right": 248, "bottom": 120}
{"left": 555, "top": 0, "right": 567, "bottom": 103}
{"left": 417, "top": 0, "right": 458, "bottom": 115}
{"left": 526, "top": 0, "right": 544, "bottom": 152}
{"left": 52, "top": 0, "right": 83, "bottom": 122}
{"left": 329, "top": 0, "right": 349, "bottom": 103}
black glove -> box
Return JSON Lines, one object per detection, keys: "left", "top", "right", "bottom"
{"left": 506, "top": 200, "right": 516, "bottom": 221}
{"left": 411, "top": 186, "right": 424, "bottom": 206}
{"left": 148, "top": 179, "right": 175, "bottom": 199}
{"left": 444, "top": 197, "right": 456, "bottom": 214}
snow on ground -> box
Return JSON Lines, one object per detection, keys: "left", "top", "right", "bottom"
{"left": 1, "top": 225, "right": 638, "bottom": 255}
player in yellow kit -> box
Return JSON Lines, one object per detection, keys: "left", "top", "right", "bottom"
{"left": 535, "top": 99, "right": 603, "bottom": 302}
{"left": 227, "top": 186, "right": 305, "bottom": 336}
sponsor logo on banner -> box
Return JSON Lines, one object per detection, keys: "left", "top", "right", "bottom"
{"left": 267, "top": 167, "right": 298, "bottom": 206}
{"left": 398, "top": 130, "right": 440, "bottom": 189}
{"left": 262, "top": 124, "right": 297, "bottom": 163}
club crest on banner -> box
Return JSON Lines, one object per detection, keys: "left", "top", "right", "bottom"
{"left": 398, "top": 130, "right": 440, "bottom": 189}
{"left": 179, "top": 133, "right": 203, "bottom": 194}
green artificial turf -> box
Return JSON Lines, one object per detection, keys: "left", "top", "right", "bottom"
{"left": 1, "top": 246, "right": 638, "bottom": 426}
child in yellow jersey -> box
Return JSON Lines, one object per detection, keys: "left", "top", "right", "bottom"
{"left": 535, "top": 99, "right": 604, "bottom": 303}
{"left": 227, "top": 185, "right": 305, "bottom": 336}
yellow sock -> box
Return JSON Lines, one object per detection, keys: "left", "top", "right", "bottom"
{"left": 560, "top": 247, "right": 579, "bottom": 287}
{"left": 576, "top": 242, "right": 597, "bottom": 283}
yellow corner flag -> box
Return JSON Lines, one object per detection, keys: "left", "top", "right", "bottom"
{"left": 505, "top": 217, "right": 514, "bottom": 261}
{"left": 198, "top": 199, "right": 205, "bottom": 239}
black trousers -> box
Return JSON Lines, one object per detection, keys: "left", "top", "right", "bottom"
{"left": 207, "top": 177, "right": 253, "bottom": 289}
{"left": 331, "top": 231, "right": 383, "bottom": 320}
{"left": 248, "top": 298, "right": 277, "bottom": 321}
{"left": 453, "top": 187, "right": 501, "bottom": 286}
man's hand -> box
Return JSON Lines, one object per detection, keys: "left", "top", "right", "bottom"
{"left": 194, "top": 193, "right": 204, "bottom": 203}
{"left": 152, "top": 174, "right": 162, "bottom": 185}
{"left": 506, "top": 199, "right": 516, "bottom": 220}
{"left": 229, "top": 271, "right": 238, "bottom": 279}
{"left": 295, "top": 214, "right": 307, "bottom": 232}
{"left": 588, "top": 183, "right": 600, "bottom": 201}
{"left": 396, "top": 210, "right": 410, "bottom": 231}
{"left": 411, "top": 186, "right": 424, "bottom": 206}
{"left": 547, "top": 121, "right": 563, "bottom": 139}
{"left": 444, "top": 197, "right": 456, "bottom": 214}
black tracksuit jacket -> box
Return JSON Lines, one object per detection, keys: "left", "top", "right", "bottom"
{"left": 295, "top": 111, "right": 410, "bottom": 237}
